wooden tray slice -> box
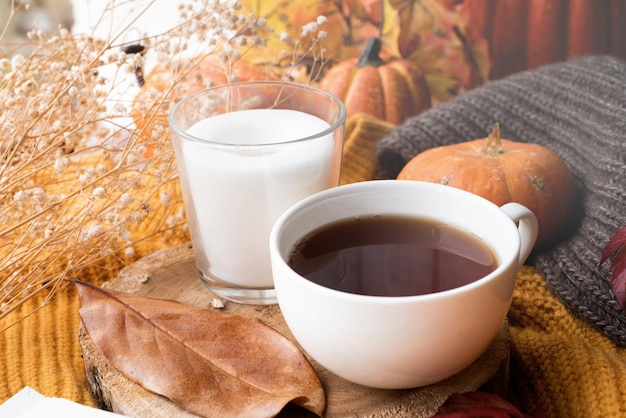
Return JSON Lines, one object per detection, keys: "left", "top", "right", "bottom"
{"left": 79, "top": 243, "right": 510, "bottom": 417}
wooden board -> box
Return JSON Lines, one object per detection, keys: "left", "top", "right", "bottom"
{"left": 79, "top": 243, "right": 510, "bottom": 417}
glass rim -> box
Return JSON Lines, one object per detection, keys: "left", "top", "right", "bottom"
{"left": 168, "top": 80, "right": 347, "bottom": 148}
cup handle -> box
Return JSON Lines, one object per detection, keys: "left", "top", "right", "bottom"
{"left": 500, "top": 203, "right": 539, "bottom": 266}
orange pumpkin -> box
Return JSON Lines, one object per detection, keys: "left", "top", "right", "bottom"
{"left": 319, "top": 38, "right": 431, "bottom": 125}
{"left": 397, "top": 123, "right": 576, "bottom": 249}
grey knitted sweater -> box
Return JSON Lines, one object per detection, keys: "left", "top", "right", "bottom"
{"left": 376, "top": 56, "right": 626, "bottom": 346}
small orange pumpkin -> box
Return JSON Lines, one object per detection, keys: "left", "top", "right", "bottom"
{"left": 398, "top": 123, "right": 576, "bottom": 249}
{"left": 319, "top": 38, "right": 431, "bottom": 125}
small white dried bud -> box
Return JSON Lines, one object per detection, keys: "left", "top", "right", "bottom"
{"left": 13, "top": 190, "right": 28, "bottom": 202}
{"left": 279, "top": 32, "right": 291, "bottom": 43}
{"left": 211, "top": 298, "right": 225, "bottom": 309}
{"left": 124, "top": 246, "right": 136, "bottom": 258}
{"left": 116, "top": 54, "right": 128, "bottom": 66}
{"left": 44, "top": 224, "right": 55, "bottom": 239}
{"left": 80, "top": 224, "right": 103, "bottom": 241}
{"left": 54, "top": 157, "right": 68, "bottom": 174}
{"left": 118, "top": 193, "right": 134, "bottom": 209}
{"left": 130, "top": 211, "right": 145, "bottom": 223}
{"left": 233, "top": 36, "right": 247, "bottom": 46}
{"left": 300, "top": 22, "right": 319, "bottom": 37}
{"left": 131, "top": 54, "right": 143, "bottom": 68}
{"left": 159, "top": 189, "right": 172, "bottom": 205}
{"left": 79, "top": 168, "right": 95, "bottom": 183}
{"left": 30, "top": 188, "right": 46, "bottom": 203}
{"left": 92, "top": 187, "right": 106, "bottom": 199}
{"left": 10, "top": 54, "right": 25, "bottom": 68}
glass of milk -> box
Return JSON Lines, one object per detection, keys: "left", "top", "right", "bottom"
{"left": 169, "top": 81, "right": 345, "bottom": 304}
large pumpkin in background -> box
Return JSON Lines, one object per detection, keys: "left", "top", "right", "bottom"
{"left": 458, "top": 0, "right": 626, "bottom": 79}
{"left": 320, "top": 38, "right": 431, "bottom": 125}
{"left": 397, "top": 124, "right": 576, "bottom": 249}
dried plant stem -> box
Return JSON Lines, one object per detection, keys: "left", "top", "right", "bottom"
{"left": 0, "top": 0, "right": 329, "bottom": 329}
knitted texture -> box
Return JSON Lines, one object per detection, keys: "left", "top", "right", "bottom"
{"left": 508, "top": 266, "right": 626, "bottom": 417}
{"left": 0, "top": 287, "right": 97, "bottom": 407}
{"left": 376, "top": 56, "right": 626, "bottom": 347}
{"left": 340, "top": 113, "right": 395, "bottom": 185}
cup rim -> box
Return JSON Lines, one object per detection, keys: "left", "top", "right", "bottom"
{"left": 168, "top": 80, "right": 347, "bottom": 148}
{"left": 270, "top": 180, "right": 521, "bottom": 303}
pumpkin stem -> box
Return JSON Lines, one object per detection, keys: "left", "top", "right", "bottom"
{"left": 481, "top": 122, "right": 504, "bottom": 157}
{"left": 356, "top": 37, "right": 384, "bottom": 68}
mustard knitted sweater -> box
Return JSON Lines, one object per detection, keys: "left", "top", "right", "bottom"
{"left": 1, "top": 64, "right": 626, "bottom": 417}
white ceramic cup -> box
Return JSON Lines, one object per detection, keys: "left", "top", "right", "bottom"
{"left": 269, "top": 180, "right": 538, "bottom": 389}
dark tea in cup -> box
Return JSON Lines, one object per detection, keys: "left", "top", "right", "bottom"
{"left": 287, "top": 215, "right": 498, "bottom": 297}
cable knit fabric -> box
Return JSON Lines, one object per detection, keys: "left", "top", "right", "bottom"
{"left": 340, "top": 113, "right": 395, "bottom": 185}
{"left": 376, "top": 56, "right": 626, "bottom": 347}
{"left": 507, "top": 265, "right": 626, "bottom": 417}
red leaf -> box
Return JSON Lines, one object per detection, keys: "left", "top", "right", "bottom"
{"left": 600, "top": 226, "right": 626, "bottom": 309}
{"left": 75, "top": 280, "right": 325, "bottom": 418}
{"left": 435, "top": 392, "right": 527, "bottom": 417}
{"left": 600, "top": 226, "right": 626, "bottom": 263}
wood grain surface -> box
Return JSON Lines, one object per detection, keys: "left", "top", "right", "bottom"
{"left": 79, "top": 243, "right": 510, "bottom": 417}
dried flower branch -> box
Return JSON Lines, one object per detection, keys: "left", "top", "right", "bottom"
{"left": 0, "top": 0, "right": 328, "bottom": 329}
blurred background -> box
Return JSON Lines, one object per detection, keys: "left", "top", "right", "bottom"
{"left": 3, "top": 0, "right": 626, "bottom": 88}
{"left": 1, "top": 0, "right": 178, "bottom": 55}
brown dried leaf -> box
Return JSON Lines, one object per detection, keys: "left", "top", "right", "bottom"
{"left": 75, "top": 280, "right": 325, "bottom": 418}
{"left": 391, "top": 0, "right": 450, "bottom": 56}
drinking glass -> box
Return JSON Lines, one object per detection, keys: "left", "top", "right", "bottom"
{"left": 169, "top": 81, "right": 345, "bottom": 304}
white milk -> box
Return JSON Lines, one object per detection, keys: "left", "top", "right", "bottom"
{"left": 182, "top": 108, "right": 337, "bottom": 289}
